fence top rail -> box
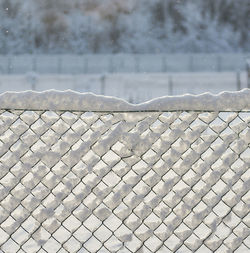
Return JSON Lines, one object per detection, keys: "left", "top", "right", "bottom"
{"left": 0, "top": 89, "right": 250, "bottom": 112}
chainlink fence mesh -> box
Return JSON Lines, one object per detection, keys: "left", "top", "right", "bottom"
{"left": 0, "top": 109, "right": 249, "bottom": 252}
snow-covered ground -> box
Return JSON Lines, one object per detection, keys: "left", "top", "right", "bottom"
{"left": 0, "top": 72, "right": 247, "bottom": 103}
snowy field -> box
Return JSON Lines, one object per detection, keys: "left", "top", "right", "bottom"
{"left": 0, "top": 72, "right": 248, "bottom": 103}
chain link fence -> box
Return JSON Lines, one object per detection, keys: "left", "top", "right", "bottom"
{"left": 0, "top": 96, "right": 249, "bottom": 252}
{"left": 0, "top": 54, "right": 249, "bottom": 75}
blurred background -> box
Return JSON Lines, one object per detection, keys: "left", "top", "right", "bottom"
{"left": 0, "top": 0, "right": 250, "bottom": 103}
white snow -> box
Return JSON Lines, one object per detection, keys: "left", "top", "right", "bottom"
{"left": 0, "top": 88, "right": 249, "bottom": 112}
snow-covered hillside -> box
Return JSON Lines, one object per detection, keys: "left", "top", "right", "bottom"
{"left": 0, "top": 0, "right": 249, "bottom": 54}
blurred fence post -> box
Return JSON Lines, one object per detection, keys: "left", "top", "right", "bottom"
{"left": 168, "top": 75, "right": 173, "bottom": 95}
{"left": 120, "top": 57, "right": 124, "bottom": 72}
{"left": 162, "top": 55, "right": 167, "bottom": 72}
{"left": 100, "top": 74, "right": 106, "bottom": 95}
{"left": 247, "top": 59, "right": 250, "bottom": 88}
{"left": 189, "top": 55, "right": 194, "bottom": 72}
{"left": 26, "top": 72, "right": 37, "bottom": 90}
{"left": 217, "top": 55, "right": 222, "bottom": 72}
{"left": 236, "top": 71, "right": 241, "bottom": 91}
{"left": 7, "top": 56, "right": 12, "bottom": 74}
{"left": 135, "top": 55, "right": 140, "bottom": 72}
{"left": 32, "top": 56, "right": 37, "bottom": 72}
{"left": 108, "top": 56, "right": 113, "bottom": 73}
{"left": 84, "top": 57, "right": 88, "bottom": 73}
{"left": 57, "top": 56, "right": 62, "bottom": 74}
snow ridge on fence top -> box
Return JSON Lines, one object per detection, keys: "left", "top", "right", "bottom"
{"left": 0, "top": 89, "right": 250, "bottom": 111}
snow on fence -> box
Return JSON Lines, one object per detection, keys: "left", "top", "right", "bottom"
{"left": 0, "top": 90, "right": 249, "bottom": 253}
{"left": 0, "top": 53, "right": 249, "bottom": 74}
{"left": 0, "top": 72, "right": 248, "bottom": 104}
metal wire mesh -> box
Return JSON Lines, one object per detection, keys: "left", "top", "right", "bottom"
{"left": 0, "top": 109, "right": 249, "bottom": 253}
